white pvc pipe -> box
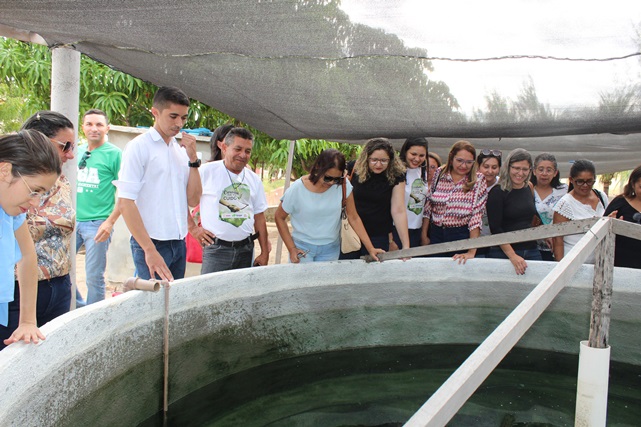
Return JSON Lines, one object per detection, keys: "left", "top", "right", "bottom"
{"left": 575, "top": 340, "right": 611, "bottom": 427}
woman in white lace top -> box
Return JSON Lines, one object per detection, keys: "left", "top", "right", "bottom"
{"left": 552, "top": 159, "right": 608, "bottom": 264}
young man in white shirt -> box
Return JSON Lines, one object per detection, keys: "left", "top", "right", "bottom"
{"left": 116, "top": 86, "right": 202, "bottom": 281}
{"left": 198, "top": 127, "right": 269, "bottom": 273}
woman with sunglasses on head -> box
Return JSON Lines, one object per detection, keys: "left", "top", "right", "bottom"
{"left": 487, "top": 148, "right": 541, "bottom": 275}
{"left": 603, "top": 165, "right": 641, "bottom": 269}
{"left": 553, "top": 159, "right": 609, "bottom": 264}
{"left": 390, "top": 137, "right": 429, "bottom": 249}
{"left": 476, "top": 149, "right": 502, "bottom": 257}
{"left": 339, "top": 138, "right": 409, "bottom": 259}
{"left": 422, "top": 141, "right": 487, "bottom": 262}
{"left": 0, "top": 130, "right": 61, "bottom": 349}
{"left": 275, "top": 149, "right": 383, "bottom": 262}
{"left": 16, "top": 111, "right": 76, "bottom": 324}
{"left": 531, "top": 153, "right": 567, "bottom": 261}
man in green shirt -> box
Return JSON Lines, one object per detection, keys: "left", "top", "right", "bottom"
{"left": 76, "top": 109, "right": 122, "bottom": 305}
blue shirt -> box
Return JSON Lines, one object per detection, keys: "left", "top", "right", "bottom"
{"left": 281, "top": 178, "right": 352, "bottom": 245}
{"left": 0, "top": 207, "right": 26, "bottom": 326}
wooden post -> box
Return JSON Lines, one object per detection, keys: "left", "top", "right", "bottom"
{"left": 588, "top": 221, "right": 615, "bottom": 348}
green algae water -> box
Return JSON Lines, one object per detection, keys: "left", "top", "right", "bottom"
{"left": 139, "top": 344, "right": 641, "bottom": 426}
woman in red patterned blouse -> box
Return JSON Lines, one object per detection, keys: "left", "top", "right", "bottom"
{"left": 421, "top": 140, "right": 488, "bottom": 262}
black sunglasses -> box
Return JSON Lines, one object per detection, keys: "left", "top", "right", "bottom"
{"left": 323, "top": 175, "right": 343, "bottom": 184}
{"left": 480, "top": 149, "right": 502, "bottom": 157}
{"left": 78, "top": 151, "right": 92, "bottom": 170}
{"left": 52, "top": 139, "right": 74, "bottom": 153}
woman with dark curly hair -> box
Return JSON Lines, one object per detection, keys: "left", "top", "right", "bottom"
{"left": 340, "top": 138, "right": 409, "bottom": 259}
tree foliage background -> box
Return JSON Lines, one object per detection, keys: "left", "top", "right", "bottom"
{"left": 0, "top": 37, "right": 360, "bottom": 178}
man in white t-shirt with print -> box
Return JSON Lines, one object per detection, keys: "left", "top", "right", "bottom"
{"left": 198, "top": 127, "right": 269, "bottom": 273}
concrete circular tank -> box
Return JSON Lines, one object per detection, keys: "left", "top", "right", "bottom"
{"left": 0, "top": 259, "right": 640, "bottom": 426}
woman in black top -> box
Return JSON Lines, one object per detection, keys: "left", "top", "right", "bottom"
{"left": 604, "top": 165, "right": 641, "bottom": 269}
{"left": 487, "top": 148, "right": 541, "bottom": 275}
{"left": 339, "top": 138, "right": 410, "bottom": 258}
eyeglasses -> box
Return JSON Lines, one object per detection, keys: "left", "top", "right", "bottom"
{"left": 16, "top": 171, "right": 44, "bottom": 200}
{"left": 535, "top": 167, "right": 556, "bottom": 174}
{"left": 574, "top": 179, "right": 595, "bottom": 187}
{"left": 51, "top": 139, "right": 74, "bottom": 153}
{"left": 322, "top": 175, "right": 343, "bottom": 184}
{"left": 369, "top": 158, "right": 390, "bottom": 165}
{"left": 78, "top": 151, "right": 92, "bottom": 170}
{"left": 480, "top": 149, "right": 502, "bottom": 157}
{"left": 454, "top": 157, "right": 475, "bottom": 167}
{"left": 428, "top": 165, "right": 438, "bottom": 170}
{"left": 510, "top": 166, "right": 531, "bottom": 173}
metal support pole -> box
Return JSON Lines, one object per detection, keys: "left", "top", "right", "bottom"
{"left": 51, "top": 45, "right": 80, "bottom": 308}
{"left": 274, "top": 140, "right": 296, "bottom": 264}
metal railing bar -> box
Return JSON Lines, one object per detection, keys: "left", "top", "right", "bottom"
{"left": 404, "top": 218, "right": 611, "bottom": 427}
{"left": 363, "top": 218, "right": 599, "bottom": 262}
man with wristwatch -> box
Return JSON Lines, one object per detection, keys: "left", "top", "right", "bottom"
{"left": 115, "top": 86, "right": 202, "bottom": 281}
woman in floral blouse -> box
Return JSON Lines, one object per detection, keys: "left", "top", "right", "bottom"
{"left": 422, "top": 140, "right": 487, "bottom": 262}
{"left": 18, "top": 111, "right": 76, "bottom": 324}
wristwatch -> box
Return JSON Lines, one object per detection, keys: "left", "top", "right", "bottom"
{"left": 188, "top": 159, "right": 201, "bottom": 168}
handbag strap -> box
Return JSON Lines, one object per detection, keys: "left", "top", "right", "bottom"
{"left": 341, "top": 177, "right": 347, "bottom": 209}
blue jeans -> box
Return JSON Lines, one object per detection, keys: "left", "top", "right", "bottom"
{"left": 201, "top": 240, "right": 254, "bottom": 274}
{"left": 293, "top": 238, "right": 340, "bottom": 263}
{"left": 392, "top": 227, "right": 422, "bottom": 248}
{"left": 0, "top": 275, "right": 71, "bottom": 350}
{"left": 76, "top": 220, "right": 112, "bottom": 306}
{"left": 487, "top": 246, "right": 543, "bottom": 261}
{"left": 429, "top": 224, "right": 470, "bottom": 257}
{"left": 130, "top": 237, "right": 186, "bottom": 280}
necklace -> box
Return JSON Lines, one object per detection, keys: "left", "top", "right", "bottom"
{"left": 225, "top": 163, "right": 246, "bottom": 192}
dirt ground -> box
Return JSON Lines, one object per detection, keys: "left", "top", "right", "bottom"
{"left": 75, "top": 222, "right": 289, "bottom": 300}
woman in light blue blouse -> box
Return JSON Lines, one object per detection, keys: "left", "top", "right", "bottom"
{"left": 0, "top": 131, "right": 61, "bottom": 349}
{"left": 275, "top": 149, "right": 383, "bottom": 263}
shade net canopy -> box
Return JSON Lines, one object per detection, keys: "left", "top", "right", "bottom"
{"left": 2, "top": 0, "right": 641, "bottom": 174}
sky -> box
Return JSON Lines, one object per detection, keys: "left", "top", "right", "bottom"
{"left": 339, "top": 0, "right": 641, "bottom": 115}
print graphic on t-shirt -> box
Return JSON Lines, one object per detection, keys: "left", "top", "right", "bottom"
{"left": 77, "top": 167, "right": 100, "bottom": 193}
{"left": 220, "top": 183, "right": 251, "bottom": 227}
{"left": 408, "top": 178, "right": 427, "bottom": 215}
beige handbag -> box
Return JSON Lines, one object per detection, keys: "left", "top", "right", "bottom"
{"left": 341, "top": 179, "right": 361, "bottom": 253}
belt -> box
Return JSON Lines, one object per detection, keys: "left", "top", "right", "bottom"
{"left": 214, "top": 232, "right": 259, "bottom": 248}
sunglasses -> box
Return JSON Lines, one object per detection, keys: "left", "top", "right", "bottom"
{"left": 323, "top": 175, "right": 343, "bottom": 184}
{"left": 480, "top": 149, "right": 502, "bottom": 157}
{"left": 51, "top": 138, "right": 74, "bottom": 153}
{"left": 78, "top": 151, "right": 92, "bottom": 170}
{"left": 574, "top": 179, "right": 595, "bottom": 187}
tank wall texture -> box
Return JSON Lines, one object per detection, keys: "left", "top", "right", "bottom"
{"left": 0, "top": 259, "right": 640, "bottom": 426}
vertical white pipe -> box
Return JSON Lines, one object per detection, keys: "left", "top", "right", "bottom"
{"left": 51, "top": 45, "right": 80, "bottom": 309}
{"left": 274, "top": 140, "right": 296, "bottom": 264}
{"left": 575, "top": 341, "right": 610, "bottom": 427}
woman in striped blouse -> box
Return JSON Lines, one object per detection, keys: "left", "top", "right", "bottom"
{"left": 421, "top": 140, "right": 487, "bottom": 262}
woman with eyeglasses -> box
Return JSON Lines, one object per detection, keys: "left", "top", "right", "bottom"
{"left": 603, "top": 164, "right": 641, "bottom": 269}
{"left": 487, "top": 148, "right": 541, "bottom": 275}
{"left": 275, "top": 149, "right": 383, "bottom": 262}
{"left": 422, "top": 140, "right": 487, "bottom": 262}
{"left": 553, "top": 159, "right": 609, "bottom": 264}
{"left": 0, "top": 130, "right": 61, "bottom": 349}
{"left": 390, "top": 137, "right": 429, "bottom": 249}
{"left": 531, "top": 153, "right": 568, "bottom": 261}
{"left": 15, "top": 111, "right": 76, "bottom": 325}
{"left": 476, "top": 149, "right": 502, "bottom": 256}
{"left": 339, "top": 138, "right": 409, "bottom": 259}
